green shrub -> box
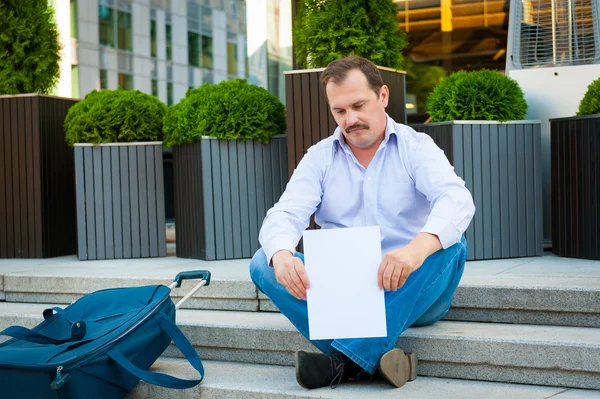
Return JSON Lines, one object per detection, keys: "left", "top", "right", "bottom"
{"left": 64, "top": 90, "right": 166, "bottom": 146}
{"left": 0, "top": 0, "right": 61, "bottom": 94}
{"left": 577, "top": 77, "right": 600, "bottom": 116}
{"left": 293, "top": 0, "right": 407, "bottom": 69}
{"left": 163, "top": 79, "right": 286, "bottom": 148}
{"left": 427, "top": 70, "right": 528, "bottom": 122}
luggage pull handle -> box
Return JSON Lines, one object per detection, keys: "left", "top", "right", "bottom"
{"left": 168, "top": 270, "right": 211, "bottom": 310}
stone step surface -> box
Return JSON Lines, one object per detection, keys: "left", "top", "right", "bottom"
{"left": 129, "top": 358, "right": 600, "bottom": 399}
{"left": 1, "top": 254, "right": 599, "bottom": 327}
{"left": 1, "top": 304, "right": 599, "bottom": 390}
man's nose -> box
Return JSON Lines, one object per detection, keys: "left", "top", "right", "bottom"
{"left": 346, "top": 110, "right": 359, "bottom": 127}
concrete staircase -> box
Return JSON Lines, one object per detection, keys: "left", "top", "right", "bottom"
{"left": 0, "top": 254, "right": 599, "bottom": 398}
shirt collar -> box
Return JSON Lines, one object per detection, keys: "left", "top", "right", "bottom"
{"left": 332, "top": 113, "right": 397, "bottom": 157}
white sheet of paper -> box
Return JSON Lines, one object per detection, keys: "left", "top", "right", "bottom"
{"left": 303, "top": 226, "right": 387, "bottom": 340}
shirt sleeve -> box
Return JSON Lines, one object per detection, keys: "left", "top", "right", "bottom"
{"left": 259, "top": 146, "right": 325, "bottom": 265}
{"left": 410, "top": 135, "right": 476, "bottom": 249}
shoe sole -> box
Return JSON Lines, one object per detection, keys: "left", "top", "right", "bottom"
{"left": 378, "top": 349, "right": 418, "bottom": 388}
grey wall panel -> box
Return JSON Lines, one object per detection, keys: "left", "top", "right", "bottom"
{"left": 120, "top": 147, "right": 132, "bottom": 258}
{"left": 111, "top": 147, "right": 123, "bottom": 258}
{"left": 174, "top": 137, "right": 288, "bottom": 260}
{"left": 75, "top": 143, "right": 166, "bottom": 260}
{"left": 102, "top": 147, "right": 114, "bottom": 259}
{"left": 413, "top": 121, "right": 543, "bottom": 260}
{"left": 137, "top": 147, "right": 150, "bottom": 257}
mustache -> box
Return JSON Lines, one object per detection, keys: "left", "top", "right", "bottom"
{"left": 345, "top": 123, "right": 369, "bottom": 133}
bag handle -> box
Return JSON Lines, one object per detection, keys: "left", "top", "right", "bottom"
{"left": 107, "top": 312, "right": 204, "bottom": 389}
{"left": 0, "top": 319, "right": 87, "bottom": 345}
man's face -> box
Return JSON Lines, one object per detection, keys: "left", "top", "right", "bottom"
{"left": 325, "top": 69, "right": 389, "bottom": 152}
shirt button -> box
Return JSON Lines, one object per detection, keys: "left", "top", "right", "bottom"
{"left": 366, "top": 202, "right": 371, "bottom": 207}
{"left": 367, "top": 177, "right": 372, "bottom": 181}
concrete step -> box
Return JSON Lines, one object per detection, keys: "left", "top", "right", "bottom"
{"left": 1, "top": 254, "right": 599, "bottom": 327}
{"left": 129, "top": 358, "right": 600, "bottom": 399}
{"left": 1, "top": 304, "right": 599, "bottom": 389}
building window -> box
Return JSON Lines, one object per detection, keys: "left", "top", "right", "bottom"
{"left": 188, "top": 32, "right": 200, "bottom": 67}
{"left": 167, "top": 82, "right": 173, "bottom": 105}
{"left": 150, "top": 20, "right": 157, "bottom": 58}
{"left": 166, "top": 23, "right": 172, "bottom": 61}
{"left": 227, "top": 42, "right": 237, "bottom": 75}
{"left": 117, "top": 10, "right": 133, "bottom": 51}
{"left": 71, "top": 65, "right": 80, "bottom": 98}
{"left": 70, "top": 0, "right": 78, "bottom": 39}
{"left": 202, "top": 35, "right": 213, "bottom": 69}
{"left": 99, "top": 5, "right": 115, "bottom": 47}
{"left": 118, "top": 73, "right": 134, "bottom": 90}
{"left": 152, "top": 79, "right": 158, "bottom": 96}
{"left": 100, "top": 69, "right": 108, "bottom": 89}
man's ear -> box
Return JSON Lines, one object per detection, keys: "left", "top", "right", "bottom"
{"left": 379, "top": 85, "right": 390, "bottom": 108}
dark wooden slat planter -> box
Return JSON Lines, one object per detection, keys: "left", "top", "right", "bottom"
{"left": 74, "top": 143, "right": 167, "bottom": 260}
{"left": 412, "top": 121, "right": 543, "bottom": 261}
{"left": 173, "top": 136, "right": 287, "bottom": 260}
{"left": 284, "top": 67, "right": 406, "bottom": 176}
{"left": 550, "top": 115, "right": 600, "bottom": 260}
{"left": 0, "top": 94, "right": 78, "bottom": 258}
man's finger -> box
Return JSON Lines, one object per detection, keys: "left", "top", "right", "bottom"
{"left": 282, "top": 275, "right": 302, "bottom": 299}
{"left": 295, "top": 262, "right": 310, "bottom": 290}
{"left": 378, "top": 260, "right": 388, "bottom": 290}
{"left": 398, "top": 267, "right": 410, "bottom": 289}
{"left": 289, "top": 270, "right": 306, "bottom": 299}
{"left": 391, "top": 264, "right": 403, "bottom": 291}
{"left": 382, "top": 264, "right": 394, "bottom": 291}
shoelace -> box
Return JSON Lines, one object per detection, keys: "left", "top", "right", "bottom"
{"left": 329, "top": 355, "right": 350, "bottom": 389}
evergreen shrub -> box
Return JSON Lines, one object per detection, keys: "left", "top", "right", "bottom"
{"left": 577, "top": 77, "right": 600, "bottom": 116}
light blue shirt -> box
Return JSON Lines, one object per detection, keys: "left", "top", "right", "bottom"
{"left": 259, "top": 115, "right": 476, "bottom": 265}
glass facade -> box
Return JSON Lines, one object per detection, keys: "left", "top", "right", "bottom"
{"left": 150, "top": 19, "right": 157, "bottom": 58}
{"left": 166, "top": 23, "right": 172, "bottom": 61}
{"left": 118, "top": 73, "right": 133, "bottom": 90}
{"left": 98, "top": 5, "right": 114, "bottom": 47}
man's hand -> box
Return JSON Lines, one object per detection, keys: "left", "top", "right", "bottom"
{"left": 272, "top": 250, "right": 310, "bottom": 300}
{"left": 378, "top": 233, "right": 442, "bottom": 291}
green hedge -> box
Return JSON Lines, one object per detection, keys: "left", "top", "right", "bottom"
{"left": 577, "top": 77, "right": 600, "bottom": 116}
{"left": 0, "top": 0, "right": 61, "bottom": 94}
{"left": 64, "top": 90, "right": 166, "bottom": 146}
{"left": 427, "top": 70, "right": 528, "bottom": 122}
{"left": 163, "top": 79, "right": 286, "bottom": 148}
{"left": 293, "top": 0, "right": 406, "bottom": 69}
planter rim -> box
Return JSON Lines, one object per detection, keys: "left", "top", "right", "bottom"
{"left": 74, "top": 141, "right": 163, "bottom": 147}
{"left": 412, "top": 120, "right": 541, "bottom": 127}
{"left": 171, "top": 134, "right": 287, "bottom": 147}
{"left": 284, "top": 66, "right": 406, "bottom": 75}
{"left": 0, "top": 93, "right": 79, "bottom": 101}
{"left": 549, "top": 114, "right": 600, "bottom": 122}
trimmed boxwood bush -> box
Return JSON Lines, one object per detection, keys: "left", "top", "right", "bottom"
{"left": 0, "top": 0, "right": 61, "bottom": 95}
{"left": 577, "top": 77, "right": 600, "bottom": 116}
{"left": 64, "top": 89, "right": 166, "bottom": 146}
{"left": 163, "top": 79, "right": 286, "bottom": 148}
{"left": 427, "top": 70, "right": 528, "bottom": 122}
{"left": 293, "top": 0, "right": 406, "bottom": 69}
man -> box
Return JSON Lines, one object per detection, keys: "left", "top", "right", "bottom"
{"left": 249, "top": 56, "right": 475, "bottom": 389}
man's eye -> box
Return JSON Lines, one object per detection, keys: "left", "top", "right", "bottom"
{"left": 355, "top": 104, "right": 363, "bottom": 109}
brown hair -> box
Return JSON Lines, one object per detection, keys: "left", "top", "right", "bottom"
{"left": 320, "top": 56, "right": 384, "bottom": 97}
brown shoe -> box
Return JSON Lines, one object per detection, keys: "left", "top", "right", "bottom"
{"left": 377, "top": 349, "right": 417, "bottom": 388}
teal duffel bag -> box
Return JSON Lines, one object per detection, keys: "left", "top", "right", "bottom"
{"left": 0, "top": 271, "right": 210, "bottom": 399}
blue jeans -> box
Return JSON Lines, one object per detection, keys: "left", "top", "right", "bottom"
{"left": 249, "top": 236, "right": 468, "bottom": 374}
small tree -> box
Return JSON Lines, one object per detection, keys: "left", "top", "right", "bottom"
{"left": 577, "top": 77, "right": 600, "bottom": 116}
{"left": 293, "top": 0, "right": 407, "bottom": 69}
{"left": 0, "top": 0, "right": 62, "bottom": 95}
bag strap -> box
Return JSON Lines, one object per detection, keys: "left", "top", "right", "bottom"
{"left": 0, "top": 326, "right": 69, "bottom": 345}
{"left": 107, "top": 312, "right": 204, "bottom": 389}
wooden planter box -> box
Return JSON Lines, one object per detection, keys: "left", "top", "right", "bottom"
{"left": 0, "top": 94, "right": 78, "bottom": 258}
{"left": 74, "top": 143, "right": 167, "bottom": 260}
{"left": 284, "top": 67, "right": 406, "bottom": 176}
{"left": 173, "top": 136, "right": 288, "bottom": 260}
{"left": 412, "top": 121, "right": 543, "bottom": 261}
{"left": 550, "top": 115, "right": 600, "bottom": 260}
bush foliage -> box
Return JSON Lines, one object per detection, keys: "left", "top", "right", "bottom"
{"left": 163, "top": 79, "right": 286, "bottom": 148}
{"left": 64, "top": 90, "right": 166, "bottom": 146}
{"left": 577, "top": 77, "right": 600, "bottom": 116}
{"left": 293, "top": 0, "right": 407, "bottom": 69}
{"left": 0, "top": 0, "right": 61, "bottom": 94}
{"left": 427, "top": 70, "right": 528, "bottom": 122}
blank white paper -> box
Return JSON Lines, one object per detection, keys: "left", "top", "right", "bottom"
{"left": 303, "top": 226, "right": 387, "bottom": 340}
